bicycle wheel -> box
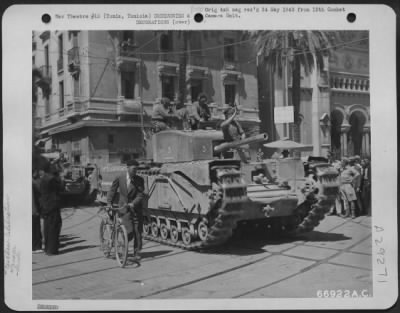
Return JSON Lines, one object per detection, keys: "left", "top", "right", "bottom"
{"left": 99, "top": 219, "right": 112, "bottom": 257}
{"left": 115, "top": 224, "right": 129, "bottom": 267}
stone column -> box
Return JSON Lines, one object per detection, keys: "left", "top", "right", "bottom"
{"left": 340, "top": 124, "right": 351, "bottom": 157}
{"left": 362, "top": 125, "right": 371, "bottom": 157}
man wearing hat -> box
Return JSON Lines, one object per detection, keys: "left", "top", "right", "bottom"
{"left": 107, "top": 159, "right": 146, "bottom": 259}
{"left": 39, "top": 162, "right": 65, "bottom": 255}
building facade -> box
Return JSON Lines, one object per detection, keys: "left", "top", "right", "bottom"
{"left": 258, "top": 31, "right": 370, "bottom": 159}
{"left": 329, "top": 31, "right": 370, "bottom": 159}
{"left": 33, "top": 30, "right": 260, "bottom": 167}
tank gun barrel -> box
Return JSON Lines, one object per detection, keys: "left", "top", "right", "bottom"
{"left": 214, "top": 133, "right": 268, "bottom": 153}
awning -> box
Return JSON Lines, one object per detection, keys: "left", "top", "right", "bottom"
{"left": 35, "top": 137, "right": 51, "bottom": 147}
{"left": 49, "top": 120, "right": 150, "bottom": 135}
{"left": 41, "top": 151, "right": 60, "bottom": 160}
{"left": 264, "top": 138, "right": 308, "bottom": 150}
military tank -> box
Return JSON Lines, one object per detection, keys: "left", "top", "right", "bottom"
{"left": 99, "top": 129, "right": 340, "bottom": 250}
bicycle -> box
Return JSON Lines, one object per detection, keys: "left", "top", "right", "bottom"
{"left": 98, "top": 205, "right": 130, "bottom": 268}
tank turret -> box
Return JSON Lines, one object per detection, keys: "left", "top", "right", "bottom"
{"left": 151, "top": 129, "right": 224, "bottom": 163}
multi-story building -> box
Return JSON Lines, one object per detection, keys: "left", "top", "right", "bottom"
{"left": 258, "top": 30, "right": 370, "bottom": 159}
{"left": 33, "top": 30, "right": 260, "bottom": 167}
{"left": 329, "top": 31, "right": 370, "bottom": 159}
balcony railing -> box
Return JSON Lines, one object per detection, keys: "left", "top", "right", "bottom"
{"left": 57, "top": 57, "right": 64, "bottom": 72}
{"left": 66, "top": 101, "right": 82, "bottom": 114}
{"left": 330, "top": 74, "right": 369, "bottom": 92}
{"left": 58, "top": 107, "right": 65, "bottom": 117}
{"left": 223, "top": 60, "right": 238, "bottom": 71}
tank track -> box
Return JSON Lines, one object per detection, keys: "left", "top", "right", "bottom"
{"left": 293, "top": 166, "right": 340, "bottom": 234}
{"left": 143, "top": 167, "right": 248, "bottom": 251}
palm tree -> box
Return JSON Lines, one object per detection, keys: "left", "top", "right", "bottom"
{"left": 253, "top": 30, "right": 334, "bottom": 143}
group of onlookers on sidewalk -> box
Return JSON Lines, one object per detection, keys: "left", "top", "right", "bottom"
{"left": 328, "top": 155, "right": 371, "bottom": 219}
{"left": 32, "top": 149, "right": 64, "bottom": 255}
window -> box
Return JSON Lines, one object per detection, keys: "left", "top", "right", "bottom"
{"left": 108, "top": 134, "right": 114, "bottom": 145}
{"left": 32, "top": 56, "right": 35, "bottom": 65}
{"left": 122, "top": 31, "right": 134, "bottom": 42}
{"left": 191, "top": 79, "right": 202, "bottom": 102}
{"left": 224, "top": 38, "right": 235, "bottom": 62}
{"left": 57, "top": 35, "right": 64, "bottom": 71}
{"left": 224, "top": 84, "right": 236, "bottom": 106}
{"left": 45, "top": 99, "right": 50, "bottom": 115}
{"left": 121, "top": 71, "right": 135, "bottom": 99}
{"left": 44, "top": 45, "right": 49, "bottom": 74}
{"left": 161, "top": 75, "right": 175, "bottom": 101}
{"left": 59, "top": 81, "right": 64, "bottom": 108}
{"left": 73, "top": 76, "right": 80, "bottom": 97}
{"left": 160, "top": 33, "right": 173, "bottom": 51}
{"left": 73, "top": 154, "right": 80, "bottom": 164}
{"left": 58, "top": 34, "right": 63, "bottom": 59}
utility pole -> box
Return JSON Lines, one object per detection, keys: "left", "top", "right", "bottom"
{"left": 283, "top": 31, "right": 290, "bottom": 139}
{"left": 138, "top": 53, "right": 145, "bottom": 158}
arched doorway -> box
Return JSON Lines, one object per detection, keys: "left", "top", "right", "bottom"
{"left": 330, "top": 109, "right": 344, "bottom": 159}
{"left": 348, "top": 111, "right": 367, "bottom": 156}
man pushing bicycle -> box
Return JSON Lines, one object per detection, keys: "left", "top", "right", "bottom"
{"left": 107, "top": 159, "right": 145, "bottom": 260}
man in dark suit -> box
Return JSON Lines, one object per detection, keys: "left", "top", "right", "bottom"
{"left": 39, "top": 163, "right": 64, "bottom": 255}
{"left": 107, "top": 159, "right": 145, "bottom": 259}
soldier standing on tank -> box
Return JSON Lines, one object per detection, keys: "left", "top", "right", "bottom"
{"left": 107, "top": 159, "right": 146, "bottom": 260}
{"left": 220, "top": 106, "right": 246, "bottom": 142}
{"left": 218, "top": 106, "right": 247, "bottom": 160}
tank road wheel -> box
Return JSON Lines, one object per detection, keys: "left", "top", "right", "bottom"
{"left": 143, "top": 218, "right": 151, "bottom": 236}
{"left": 181, "top": 227, "right": 192, "bottom": 246}
{"left": 160, "top": 224, "right": 169, "bottom": 240}
{"left": 170, "top": 225, "right": 179, "bottom": 243}
{"left": 197, "top": 221, "right": 208, "bottom": 242}
{"left": 151, "top": 222, "right": 159, "bottom": 237}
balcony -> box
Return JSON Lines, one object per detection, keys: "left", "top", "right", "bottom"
{"left": 117, "top": 97, "right": 141, "bottom": 111}
{"left": 116, "top": 42, "right": 140, "bottom": 71}
{"left": 57, "top": 57, "right": 64, "bottom": 72}
{"left": 330, "top": 73, "right": 370, "bottom": 94}
{"left": 157, "top": 52, "right": 179, "bottom": 76}
{"left": 67, "top": 47, "right": 80, "bottom": 78}
{"left": 187, "top": 54, "right": 209, "bottom": 80}
{"left": 223, "top": 60, "right": 238, "bottom": 71}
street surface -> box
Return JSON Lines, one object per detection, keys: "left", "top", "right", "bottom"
{"left": 33, "top": 205, "right": 372, "bottom": 299}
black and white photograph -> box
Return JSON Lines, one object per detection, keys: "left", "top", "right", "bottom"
{"left": 3, "top": 4, "right": 397, "bottom": 311}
